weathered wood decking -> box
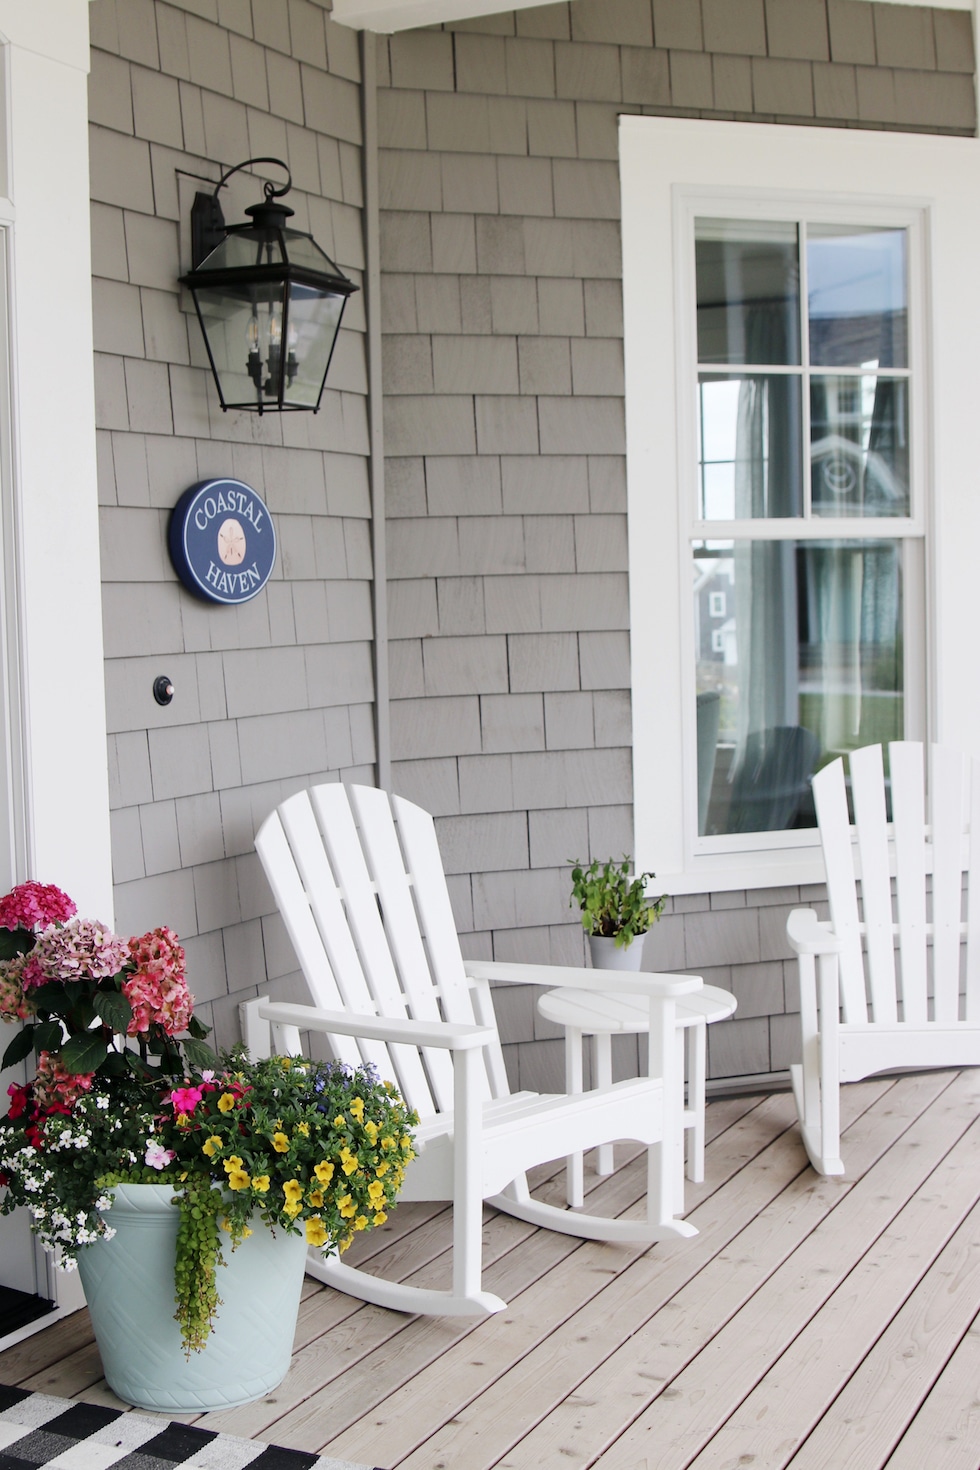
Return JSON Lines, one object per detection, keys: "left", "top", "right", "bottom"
{"left": 2, "top": 1072, "right": 979, "bottom": 1468}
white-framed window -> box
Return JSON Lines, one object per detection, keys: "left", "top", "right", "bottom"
{"left": 620, "top": 116, "right": 980, "bottom": 894}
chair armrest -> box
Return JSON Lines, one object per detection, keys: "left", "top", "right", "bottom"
{"left": 464, "top": 960, "right": 702, "bottom": 1000}
{"left": 786, "top": 908, "right": 842, "bottom": 957}
{"left": 252, "top": 999, "right": 494, "bottom": 1051}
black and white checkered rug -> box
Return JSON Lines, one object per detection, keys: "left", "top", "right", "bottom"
{"left": 0, "top": 1388, "right": 380, "bottom": 1470}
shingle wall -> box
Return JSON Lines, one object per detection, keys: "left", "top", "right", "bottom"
{"left": 89, "top": 0, "right": 373, "bottom": 1044}
{"left": 379, "top": 0, "right": 975, "bottom": 1090}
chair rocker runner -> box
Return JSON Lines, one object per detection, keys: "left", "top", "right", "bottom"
{"left": 243, "top": 782, "right": 703, "bottom": 1318}
{"left": 787, "top": 741, "right": 980, "bottom": 1177}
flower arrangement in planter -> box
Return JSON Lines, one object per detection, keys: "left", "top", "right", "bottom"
{"left": 569, "top": 857, "right": 666, "bottom": 950}
{"left": 0, "top": 881, "right": 417, "bottom": 1365}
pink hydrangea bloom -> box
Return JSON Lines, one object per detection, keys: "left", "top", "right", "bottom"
{"left": 0, "top": 882, "right": 76, "bottom": 932}
{"left": 0, "top": 957, "right": 32, "bottom": 1021}
{"left": 123, "top": 927, "right": 191, "bottom": 1037}
{"left": 28, "top": 918, "right": 130, "bottom": 985}
{"left": 32, "top": 1050, "right": 94, "bottom": 1111}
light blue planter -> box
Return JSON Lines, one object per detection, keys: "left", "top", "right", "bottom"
{"left": 76, "top": 1183, "right": 308, "bottom": 1412}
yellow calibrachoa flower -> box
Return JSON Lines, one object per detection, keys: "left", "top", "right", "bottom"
{"left": 223, "top": 1154, "right": 244, "bottom": 1174}
{"left": 314, "top": 1160, "right": 334, "bottom": 1185}
{"left": 282, "top": 1179, "right": 303, "bottom": 1205}
{"left": 306, "top": 1217, "right": 329, "bottom": 1247}
{"left": 218, "top": 1092, "right": 237, "bottom": 1113}
{"left": 338, "top": 1193, "right": 356, "bottom": 1219}
{"left": 201, "top": 1135, "right": 223, "bottom": 1157}
{"left": 381, "top": 1137, "right": 395, "bottom": 1151}
{"left": 227, "top": 1167, "right": 251, "bottom": 1191}
{"left": 354, "top": 1215, "right": 368, "bottom": 1231}
{"left": 373, "top": 1211, "right": 387, "bottom": 1226}
{"left": 367, "top": 1179, "right": 385, "bottom": 1203}
{"left": 349, "top": 1096, "right": 365, "bottom": 1122}
{"left": 176, "top": 1113, "right": 190, "bottom": 1129}
{"left": 375, "top": 1160, "right": 390, "bottom": 1176}
{"left": 308, "top": 1188, "right": 324, "bottom": 1208}
{"left": 340, "top": 1146, "right": 358, "bottom": 1177}
{"left": 295, "top": 1121, "right": 309, "bottom": 1136}
{"left": 272, "top": 1131, "right": 290, "bottom": 1153}
{"left": 252, "top": 1174, "right": 270, "bottom": 1193}
{"left": 364, "top": 1119, "right": 379, "bottom": 1142}
{"left": 284, "top": 1199, "right": 303, "bottom": 1218}
{"left": 333, "top": 1115, "right": 345, "bottom": 1128}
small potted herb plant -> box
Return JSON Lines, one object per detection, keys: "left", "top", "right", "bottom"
{"left": 569, "top": 857, "right": 666, "bottom": 971}
{"left": 0, "top": 881, "right": 417, "bottom": 1411}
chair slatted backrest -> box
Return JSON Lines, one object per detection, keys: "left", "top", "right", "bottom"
{"left": 256, "top": 784, "right": 500, "bottom": 1120}
{"left": 813, "top": 741, "right": 978, "bottom": 1026}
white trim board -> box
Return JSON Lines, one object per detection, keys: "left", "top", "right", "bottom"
{"left": 620, "top": 115, "right": 980, "bottom": 894}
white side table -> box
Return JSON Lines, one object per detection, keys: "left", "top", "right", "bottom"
{"left": 537, "top": 984, "right": 737, "bottom": 1209}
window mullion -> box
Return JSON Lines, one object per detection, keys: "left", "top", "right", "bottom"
{"left": 800, "top": 219, "right": 812, "bottom": 520}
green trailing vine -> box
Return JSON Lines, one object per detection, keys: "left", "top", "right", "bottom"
{"left": 171, "top": 1177, "right": 225, "bottom": 1354}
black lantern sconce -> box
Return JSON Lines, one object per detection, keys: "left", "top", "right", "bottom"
{"left": 180, "top": 157, "right": 358, "bottom": 415}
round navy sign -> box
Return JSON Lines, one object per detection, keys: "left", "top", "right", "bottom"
{"left": 168, "top": 479, "right": 276, "bottom": 605}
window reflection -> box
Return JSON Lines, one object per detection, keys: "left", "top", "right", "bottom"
{"left": 693, "top": 539, "right": 903, "bottom": 835}
{"left": 807, "top": 225, "right": 907, "bottom": 369}
{"left": 698, "top": 375, "right": 803, "bottom": 519}
{"left": 811, "top": 375, "right": 909, "bottom": 516}
{"left": 696, "top": 219, "right": 801, "bottom": 366}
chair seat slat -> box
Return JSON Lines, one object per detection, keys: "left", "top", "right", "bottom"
{"left": 348, "top": 785, "right": 458, "bottom": 1114}
{"left": 890, "top": 741, "right": 929, "bottom": 1025}
{"left": 306, "top": 786, "right": 437, "bottom": 1117}
{"left": 850, "top": 743, "right": 897, "bottom": 1025}
{"left": 812, "top": 756, "right": 868, "bottom": 1024}
{"left": 254, "top": 812, "right": 363, "bottom": 1071}
{"left": 930, "top": 746, "right": 966, "bottom": 1024}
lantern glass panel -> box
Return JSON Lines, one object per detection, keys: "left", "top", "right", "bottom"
{"left": 198, "top": 232, "right": 280, "bottom": 271}
{"left": 279, "top": 230, "right": 340, "bottom": 273}
{"left": 281, "top": 282, "right": 347, "bottom": 408}
{"left": 193, "top": 281, "right": 288, "bottom": 409}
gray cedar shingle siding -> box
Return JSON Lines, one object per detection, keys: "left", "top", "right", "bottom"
{"left": 381, "top": 0, "right": 973, "bottom": 1089}
{"left": 90, "top": 0, "right": 973, "bottom": 1089}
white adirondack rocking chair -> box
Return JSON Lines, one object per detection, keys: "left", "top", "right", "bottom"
{"left": 787, "top": 741, "right": 980, "bottom": 1176}
{"left": 241, "top": 782, "right": 703, "bottom": 1318}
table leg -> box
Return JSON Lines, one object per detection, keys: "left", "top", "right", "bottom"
{"left": 595, "top": 1032, "right": 613, "bottom": 1176}
{"left": 565, "top": 1024, "right": 584, "bottom": 1208}
{"left": 687, "top": 1016, "right": 707, "bottom": 1183}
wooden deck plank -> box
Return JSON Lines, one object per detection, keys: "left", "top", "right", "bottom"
{"left": 882, "top": 1315, "right": 980, "bottom": 1470}
{"left": 7, "top": 1082, "right": 977, "bottom": 1470}
{"left": 252, "top": 1093, "right": 805, "bottom": 1458}
{"left": 379, "top": 1070, "right": 952, "bottom": 1470}
{"left": 317, "top": 1092, "right": 822, "bottom": 1465}
{"left": 659, "top": 1078, "right": 980, "bottom": 1470}
{"left": 787, "top": 1194, "right": 980, "bottom": 1469}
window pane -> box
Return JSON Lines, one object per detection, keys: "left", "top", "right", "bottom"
{"left": 811, "top": 375, "right": 909, "bottom": 517}
{"left": 698, "top": 374, "right": 803, "bottom": 518}
{"left": 807, "top": 225, "right": 907, "bottom": 369}
{"left": 696, "top": 219, "right": 801, "bottom": 366}
{"left": 694, "top": 538, "right": 903, "bottom": 835}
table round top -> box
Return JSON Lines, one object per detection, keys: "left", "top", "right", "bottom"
{"left": 537, "top": 982, "right": 736, "bottom": 1034}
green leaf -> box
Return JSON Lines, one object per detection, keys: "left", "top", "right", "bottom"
{"left": 100, "top": 1050, "right": 130, "bottom": 1076}
{"left": 0, "top": 927, "right": 32, "bottom": 961}
{"left": 182, "top": 1038, "right": 219, "bottom": 1071}
{"left": 93, "top": 990, "right": 133, "bottom": 1033}
{"left": 1, "top": 1027, "right": 34, "bottom": 1069}
{"left": 31, "top": 1021, "right": 63, "bottom": 1055}
{"left": 59, "top": 1032, "right": 109, "bottom": 1075}
{"left": 187, "top": 1015, "right": 212, "bottom": 1040}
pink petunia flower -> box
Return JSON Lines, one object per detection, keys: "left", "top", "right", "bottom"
{"left": 168, "top": 1085, "right": 204, "bottom": 1114}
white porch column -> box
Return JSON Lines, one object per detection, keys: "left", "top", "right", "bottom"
{"left": 0, "top": 0, "right": 112, "bottom": 922}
